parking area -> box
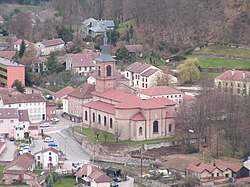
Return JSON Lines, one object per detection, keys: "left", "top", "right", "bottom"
{"left": 0, "top": 139, "right": 16, "bottom": 162}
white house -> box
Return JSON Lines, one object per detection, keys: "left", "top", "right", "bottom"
{"left": 13, "top": 39, "right": 31, "bottom": 51}
{"left": 0, "top": 94, "right": 46, "bottom": 123}
{"left": 139, "top": 86, "right": 184, "bottom": 105}
{"left": 14, "top": 110, "right": 30, "bottom": 140}
{"left": 34, "top": 147, "right": 59, "bottom": 169}
{"left": 75, "top": 164, "right": 112, "bottom": 187}
{"left": 124, "top": 62, "right": 177, "bottom": 90}
{"left": 35, "top": 38, "right": 65, "bottom": 56}
{"left": 65, "top": 50, "right": 99, "bottom": 76}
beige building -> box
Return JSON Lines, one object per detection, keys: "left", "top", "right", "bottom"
{"left": 82, "top": 35, "right": 176, "bottom": 141}
{"left": 124, "top": 62, "right": 177, "bottom": 89}
{"left": 35, "top": 38, "right": 65, "bottom": 56}
{"left": 214, "top": 69, "right": 250, "bottom": 95}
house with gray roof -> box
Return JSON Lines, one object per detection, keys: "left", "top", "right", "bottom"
{"left": 83, "top": 17, "right": 115, "bottom": 37}
{"left": 35, "top": 38, "right": 65, "bottom": 56}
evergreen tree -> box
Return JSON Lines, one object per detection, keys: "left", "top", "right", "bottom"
{"left": 19, "top": 40, "right": 26, "bottom": 58}
{"left": 115, "top": 47, "right": 130, "bottom": 62}
{"left": 46, "top": 53, "right": 64, "bottom": 74}
{"left": 12, "top": 80, "right": 25, "bottom": 93}
{"left": 48, "top": 174, "right": 54, "bottom": 187}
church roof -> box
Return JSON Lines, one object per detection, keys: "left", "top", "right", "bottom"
{"left": 95, "top": 34, "right": 116, "bottom": 62}
{"left": 130, "top": 112, "right": 146, "bottom": 121}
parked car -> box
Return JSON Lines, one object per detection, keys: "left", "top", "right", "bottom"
{"left": 51, "top": 118, "right": 59, "bottom": 122}
{"left": 110, "top": 184, "right": 118, "bottom": 187}
{"left": 113, "top": 177, "right": 122, "bottom": 182}
{"left": 48, "top": 143, "right": 58, "bottom": 147}
{"left": 9, "top": 137, "right": 14, "bottom": 141}
{"left": 44, "top": 137, "right": 53, "bottom": 143}
{"left": 40, "top": 123, "right": 50, "bottom": 128}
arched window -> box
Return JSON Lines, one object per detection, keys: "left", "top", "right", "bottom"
{"left": 169, "top": 124, "right": 172, "bottom": 132}
{"left": 98, "top": 66, "right": 101, "bottom": 77}
{"left": 104, "top": 116, "right": 107, "bottom": 126}
{"left": 85, "top": 111, "right": 88, "bottom": 121}
{"left": 153, "top": 121, "right": 159, "bottom": 133}
{"left": 106, "top": 65, "right": 111, "bottom": 77}
{"left": 110, "top": 118, "right": 113, "bottom": 128}
{"left": 92, "top": 113, "right": 95, "bottom": 123}
{"left": 98, "top": 114, "right": 101, "bottom": 124}
{"left": 139, "top": 127, "right": 142, "bottom": 135}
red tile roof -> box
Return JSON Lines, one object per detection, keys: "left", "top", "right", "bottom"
{"left": 28, "top": 126, "right": 38, "bottom": 130}
{"left": 149, "top": 97, "right": 176, "bottom": 106}
{"left": 68, "top": 83, "right": 95, "bottom": 99}
{"left": 34, "top": 147, "right": 58, "bottom": 155}
{"left": 75, "top": 164, "right": 112, "bottom": 183}
{"left": 0, "top": 51, "right": 16, "bottom": 60}
{"left": 0, "top": 42, "right": 10, "bottom": 48}
{"left": 183, "top": 94, "right": 195, "bottom": 102}
{"left": 83, "top": 101, "right": 115, "bottom": 114}
{"left": 66, "top": 50, "right": 99, "bottom": 68}
{"left": 18, "top": 110, "right": 29, "bottom": 121}
{"left": 125, "top": 44, "right": 143, "bottom": 53}
{"left": 215, "top": 70, "right": 250, "bottom": 81}
{"left": 130, "top": 112, "right": 145, "bottom": 121}
{"left": 53, "top": 86, "right": 74, "bottom": 99}
{"left": 5, "top": 153, "right": 35, "bottom": 170}
{"left": 14, "top": 39, "right": 31, "bottom": 45}
{"left": 41, "top": 38, "right": 64, "bottom": 47}
{"left": 186, "top": 163, "right": 215, "bottom": 173}
{"left": 124, "top": 62, "right": 151, "bottom": 74}
{"left": 141, "top": 69, "right": 158, "bottom": 77}
{"left": 211, "top": 159, "right": 242, "bottom": 172}
{"left": 0, "top": 142, "right": 6, "bottom": 149}
{"left": 140, "top": 86, "right": 183, "bottom": 96}
{"left": 0, "top": 108, "right": 18, "bottom": 119}
{"left": 1, "top": 94, "right": 45, "bottom": 104}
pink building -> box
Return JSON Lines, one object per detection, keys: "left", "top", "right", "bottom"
{"left": 0, "top": 108, "right": 19, "bottom": 138}
{"left": 46, "top": 101, "right": 56, "bottom": 121}
{"left": 67, "top": 84, "right": 95, "bottom": 122}
{"left": 0, "top": 58, "right": 25, "bottom": 87}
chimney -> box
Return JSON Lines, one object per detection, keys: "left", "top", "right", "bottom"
{"left": 243, "top": 71, "right": 246, "bottom": 79}
{"left": 213, "top": 161, "right": 216, "bottom": 167}
{"left": 87, "top": 164, "right": 92, "bottom": 176}
{"left": 231, "top": 69, "right": 235, "bottom": 77}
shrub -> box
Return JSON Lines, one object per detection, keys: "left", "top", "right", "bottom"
{"left": 186, "top": 145, "right": 199, "bottom": 154}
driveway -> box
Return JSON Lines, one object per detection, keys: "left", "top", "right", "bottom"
{"left": 0, "top": 139, "right": 16, "bottom": 162}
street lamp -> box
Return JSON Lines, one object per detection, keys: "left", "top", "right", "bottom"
{"left": 93, "top": 139, "right": 98, "bottom": 163}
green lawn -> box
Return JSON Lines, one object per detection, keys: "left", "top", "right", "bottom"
{"left": 117, "top": 19, "right": 136, "bottom": 31}
{"left": 73, "top": 126, "right": 174, "bottom": 147}
{"left": 193, "top": 45, "right": 250, "bottom": 59}
{"left": 33, "top": 169, "right": 44, "bottom": 175}
{"left": 144, "top": 54, "right": 167, "bottom": 67}
{"left": 54, "top": 178, "right": 76, "bottom": 187}
{"left": 188, "top": 56, "right": 250, "bottom": 69}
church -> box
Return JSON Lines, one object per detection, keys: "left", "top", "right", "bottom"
{"left": 82, "top": 35, "right": 176, "bottom": 141}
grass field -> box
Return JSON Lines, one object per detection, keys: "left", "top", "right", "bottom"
{"left": 0, "top": 165, "right": 4, "bottom": 179}
{"left": 73, "top": 126, "right": 174, "bottom": 147}
{"left": 193, "top": 45, "right": 250, "bottom": 59}
{"left": 188, "top": 56, "right": 250, "bottom": 69}
{"left": 54, "top": 178, "right": 76, "bottom": 187}
{"left": 144, "top": 53, "right": 167, "bottom": 67}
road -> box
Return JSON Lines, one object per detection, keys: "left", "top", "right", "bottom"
{"left": 32, "top": 110, "right": 91, "bottom": 170}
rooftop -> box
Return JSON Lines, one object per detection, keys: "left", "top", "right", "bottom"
{"left": 68, "top": 83, "right": 95, "bottom": 99}
{"left": 0, "top": 108, "right": 18, "bottom": 119}
{"left": 40, "top": 38, "right": 64, "bottom": 48}
{"left": 0, "top": 57, "right": 24, "bottom": 67}
{"left": 139, "top": 86, "right": 183, "bottom": 96}
{"left": 34, "top": 147, "right": 58, "bottom": 155}
{"left": 5, "top": 153, "right": 35, "bottom": 171}
{"left": 124, "top": 62, "right": 151, "bottom": 74}
{"left": 125, "top": 44, "right": 143, "bottom": 53}
{"left": 215, "top": 70, "right": 250, "bottom": 81}
{"left": 53, "top": 86, "right": 74, "bottom": 99}
{"left": 1, "top": 93, "right": 45, "bottom": 104}
{"left": 83, "top": 101, "right": 115, "bottom": 114}
{"left": 18, "top": 110, "right": 29, "bottom": 121}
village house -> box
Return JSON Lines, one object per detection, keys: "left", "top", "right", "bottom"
{"left": 125, "top": 44, "right": 143, "bottom": 61}
{"left": 65, "top": 50, "right": 99, "bottom": 76}
{"left": 66, "top": 84, "right": 95, "bottom": 122}
{"left": 32, "top": 56, "right": 47, "bottom": 73}
{"left": 83, "top": 17, "right": 115, "bottom": 37}
{"left": 0, "top": 93, "right": 46, "bottom": 123}
{"left": 14, "top": 110, "right": 30, "bottom": 140}
{"left": 35, "top": 38, "right": 65, "bottom": 56}
{"left": 0, "top": 42, "right": 10, "bottom": 51}
{"left": 46, "top": 101, "right": 56, "bottom": 121}
{"left": 186, "top": 160, "right": 248, "bottom": 186}
{"left": 81, "top": 35, "right": 176, "bottom": 141}
{"left": 124, "top": 62, "right": 177, "bottom": 90}
{"left": 0, "top": 108, "right": 30, "bottom": 139}
{"left": 13, "top": 39, "right": 31, "bottom": 51}
{"left": 34, "top": 147, "right": 62, "bottom": 170}
{"left": 138, "top": 86, "right": 184, "bottom": 105}
{"left": 3, "top": 153, "right": 44, "bottom": 186}
{"left": 0, "top": 57, "right": 25, "bottom": 87}
{"left": 53, "top": 86, "right": 74, "bottom": 104}
{"left": 214, "top": 69, "right": 250, "bottom": 95}
{"left": 75, "top": 164, "right": 112, "bottom": 187}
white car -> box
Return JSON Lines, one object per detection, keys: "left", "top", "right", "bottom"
{"left": 51, "top": 118, "right": 59, "bottom": 122}
{"left": 44, "top": 137, "right": 53, "bottom": 143}
{"left": 40, "top": 123, "right": 50, "bottom": 128}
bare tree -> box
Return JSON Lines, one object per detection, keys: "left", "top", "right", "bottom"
{"left": 114, "top": 127, "right": 122, "bottom": 142}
